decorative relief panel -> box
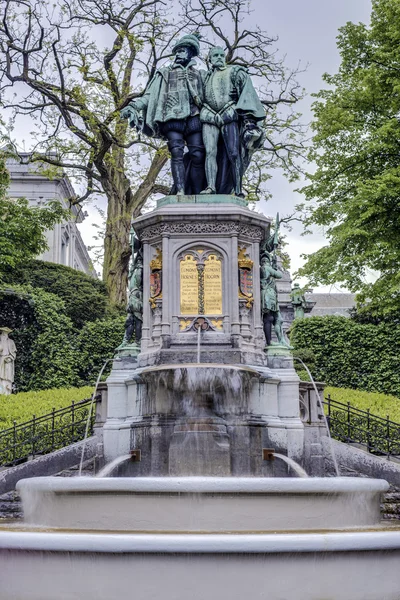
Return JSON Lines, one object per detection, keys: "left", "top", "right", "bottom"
{"left": 149, "top": 247, "right": 162, "bottom": 309}
{"left": 140, "top": 222, "right": 263, "bottom": 241}
{"left": 238, "top": 246, "right": 254, "bottom": 309}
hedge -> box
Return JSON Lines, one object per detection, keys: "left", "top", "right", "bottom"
{"left": 291, "top": 316, "right": 400, "bottom": 398}
{"left": 0, "top": 285, "right": 126, "bottom": 391}
{"left": 75, "top": 316, "right": 126, "bottom": 386}
{"left": 326, "top": 386, "right": 400, "bottom": 423}
{"left": 1, "top": 260, "right": 111, "bottom": 328}
{"left": 0, "top": 386, "right": 93, "bottom": 430}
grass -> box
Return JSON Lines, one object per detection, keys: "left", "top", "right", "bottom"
{"left": 0, "top": 386, "right": 94, "bottom": 430}
{"left": 325, "top": 386, "right": 400, "bottom": 423}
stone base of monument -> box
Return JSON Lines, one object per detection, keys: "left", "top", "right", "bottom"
{"left": 169, "top": 418, "right": 231, "bottom": 476}
{"left": 102, "top": 359, "right": 304, "bottom": 476}
{"left": 115, "top": 341, "right": 140, "bottom": 358}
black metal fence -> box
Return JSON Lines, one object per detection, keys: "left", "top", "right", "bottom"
{"left": 324, "top": 394, "right": 400, "bottom": 458}
{"left": 0, "top": 398, "right": 94, "bottom": 467}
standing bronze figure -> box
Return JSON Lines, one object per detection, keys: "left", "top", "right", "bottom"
{"left": 121, "top": 33, "right": 206, "bottom": 195}
{"left": 260, "top": 253, "right": 289, "bottom": 347}
{"left": 200, "top": 47, "right": 266, "bottom": 196}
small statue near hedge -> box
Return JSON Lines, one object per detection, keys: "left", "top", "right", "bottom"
{"left": 0, "top": 327, "right": 16, "bottom": 395}
{"left": 117, "top": 232, "right": 143, "bottom": 356}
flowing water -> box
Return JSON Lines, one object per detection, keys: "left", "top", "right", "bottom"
{"left": 273, "top": 453, "right": 309, "bottom": 478}
{"left": 96, "top": 455, "right": 132, "bottom": 478}
{"left": 294, "top": 357, "right": 340, "bottom": 477}
{"left": 197, "top": 325, "right": 201, "bottom": 363}
{"left": 79, "top": 357, "right": 113, "bottom": 476}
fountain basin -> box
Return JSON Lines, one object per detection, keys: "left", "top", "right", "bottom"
{"left": 1, "top": 476, "right": 400, "bottom": 600}
{"left": 17, "top": 476, "right": 388, "bottom": 531}
{"left": 1, "top": 525, "right": 400, "bottom": 600}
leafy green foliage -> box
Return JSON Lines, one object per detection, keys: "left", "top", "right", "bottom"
{"left": 0, "top": 0, "right": 304, "bottom": 306}
{"left": 298, "top": 0, "right": 400, "bottom": 318}
{"left": 0, "top": 386, "right": 93, "bottom": 430}
{"left": 0, "top": 285, "right": 78, "bottom": 391}
{"left": 291, "top": 316, "right": 400, "bottom": 397}
{"left": 2, "top": 260, "right": 111, "bottom": 328}
{"left": 75, "top": 317, "right": 126, "bottom": 386}
{"left": 326, "top": 386, "right": 400, "bottom": 423}
{"left": 0, "top": 285, "right": 124, "bottom": 391}
{"left": 0, "top": 154, "right": 67, "bottom": 278}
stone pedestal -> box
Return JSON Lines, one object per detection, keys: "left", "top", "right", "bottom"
{"left": 102, "top": 196, "right": 304, "bottom": 476}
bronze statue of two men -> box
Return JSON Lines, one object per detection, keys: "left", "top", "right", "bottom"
{"left": 121, "top": 33, "right": 266, "bottom": 197}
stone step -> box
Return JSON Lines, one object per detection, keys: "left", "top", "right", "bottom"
{"left": 0, "top": 490, "right": 22, "bottom": 520}
{"left": 383, "top": 492, "right": 400, "bottom": 502}
{"left": 381, "top": 486, "right": 400, "bottom": 520}
{"left": 381, "top": 502, "right": 400, "bottom": 515}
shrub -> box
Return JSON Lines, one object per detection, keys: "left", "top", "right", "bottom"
{"left": 0, "top": 283, "right": 125, "bottom": 391}
{"left": 0, "top": 285, "right": 78, "bottom": 391}
{"left": 0, "top": 386, "right": 93, "bottom": 430}
{"left": 2, "top": 259, "right": 111, "bottom": 328}
{"left": 291, "top": 316, "right": 400, "bottom": 398}
{"left": 326, "top": 386, "right": 400, "bottom": 423}
{"left": 75, "top": 316, "right": 126, "bottom": 385}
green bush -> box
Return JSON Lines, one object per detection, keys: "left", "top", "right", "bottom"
{"left": 291, "top": 316, "right": 400, "bottom": 398}
{"left": 2, "top": 260, "right": 110, "bottom": 328}
{"left": 75, "top": 316, "right": 126, "bottom": 385}
{"left": 326, "top": 386, "right": 400, "bottom": 423}
{"left": 0, "top": 386, "right": 93, "bottom": 430}
{"left": 0, "top": 283, "right": 125, "bottom": 391}
{"left": 0, "top": 285, "right": 78, "bottom": 391}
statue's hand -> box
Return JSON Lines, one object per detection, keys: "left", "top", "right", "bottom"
{"left": 120, "top": 104, "right": 141, "bottom": 129}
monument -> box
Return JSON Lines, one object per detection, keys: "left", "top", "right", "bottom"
{"left": 2, "top": 33, "right": 400, "bottom": 600}
{"left": 0, "top": 327, "right": 16, "bottom": 395}
{"left": 103, "top": 34, "right": 303, "bottom": 475}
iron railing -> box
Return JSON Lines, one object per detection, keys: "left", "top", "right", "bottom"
{"left": 0, "top": 398, "right": 94, "bottom": 467}
{"left": 324, "top": 394, "right": 400, "bottom": 458}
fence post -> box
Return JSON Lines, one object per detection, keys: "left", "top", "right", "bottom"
{"left": 13, "top": 420, "right": 17, "bottom": 465}
{"left": 51, "top": 408, "right": 55, "bottom": 451}
{"left": 326, "top": 394, "right": 331, "bottom": 428}
{"left": 387, "top": 415, "right": 390, "bottom": 458}
{"left": 367, "top": 408, "right": 371, "bottom": 453}
{"left": 32, "top": 415, "right": 36, "bottom": 459}
{"left": 347, "top": 402, "right": 351, "bottom": 442}
{"left": 71, "top": 401, "right": 75, "bottom": 442}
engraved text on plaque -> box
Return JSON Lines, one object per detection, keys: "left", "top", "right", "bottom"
{"left": 204, "top": 254, "right": 222, "bottom": 315}
{"left": 180, "top": 255, "right": 199, "bottom": 314}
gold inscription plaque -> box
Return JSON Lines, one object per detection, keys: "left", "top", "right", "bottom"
{"left": 180, "top": 255, "right": 199, "bottom": 314}
{"left": 204, "top": 254, "right": 222, "bottom": 315}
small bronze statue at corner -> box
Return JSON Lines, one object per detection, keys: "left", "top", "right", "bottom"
{"left": 121, "top": 233, "right": 143, "bottom": 348}
{"left": 260, "top": 214, "right": 291, "bottom": 349}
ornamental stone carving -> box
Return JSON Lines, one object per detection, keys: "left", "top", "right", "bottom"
{"left": 140, "top": 221, "right": 263, "bottom": 241}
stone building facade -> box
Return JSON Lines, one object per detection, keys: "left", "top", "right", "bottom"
{"left": 6, "top": 155, "right": 96, "bottom": 277}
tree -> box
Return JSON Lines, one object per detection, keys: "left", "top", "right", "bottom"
{"left": 298, "top": 0, "right": 400, "bottom": 319}
{"left": 0, "top": 154, "right": 66, "bottom": 276}
{"left": 0, "top": 0, "right": 304, "bottom": 307}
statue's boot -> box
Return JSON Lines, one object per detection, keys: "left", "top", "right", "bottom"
{"left": 231, "top": 158, "right": 244, "bottom": 198}
{"left": 171, "top": 159, "right": 186, "bottom": 196}
{"left": 200, "top": 186, "right": 216, "bottom": 195}
{"left": 202, "top": 157, "right": 217, "bottom": 195}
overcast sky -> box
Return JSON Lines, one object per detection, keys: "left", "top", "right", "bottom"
{"left": 16, "top": 0, "right": 375, "bottom": 285}
{"left": 83, "top": 0, "right": 373, "bottom": 286}
{"left": 248, "top": 0, "right": 372, "bottom": 291}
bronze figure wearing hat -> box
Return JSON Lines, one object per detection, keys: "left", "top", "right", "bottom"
{"left": 121, "top": 33, "right": 206, "bottom": 195}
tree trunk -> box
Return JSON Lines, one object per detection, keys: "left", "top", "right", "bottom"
{"left": 102, "top": 149, "right": 168, "bottom": 308}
